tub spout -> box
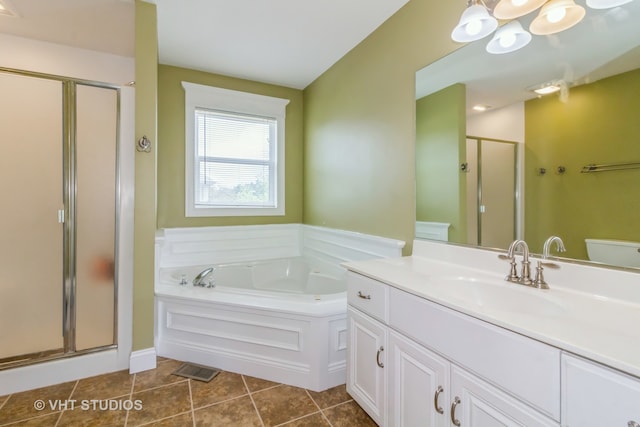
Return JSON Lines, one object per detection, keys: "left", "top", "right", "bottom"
{"left": 193, "top": 267, "right": 215, "bottom": 288}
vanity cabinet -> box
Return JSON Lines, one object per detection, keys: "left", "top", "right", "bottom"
{"left": 347, "top": 271, "right": 561, "bottom": 426}
{"left": 388, "top": 330, "right": 449, "bottom": 426}
{"left": 346, "top": 272, "right": 390, "bottom": 425}
{"left": 450, "top": 365, "right": 559, "bottom": 427}
{"left": 347, "top": 306, "right": 387, "bottom": 426}
{"left": 562, "top": 354, "right": 640, "bottom": 426}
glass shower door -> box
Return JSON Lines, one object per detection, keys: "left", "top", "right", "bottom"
{"left": 75, "top": 84, "right": 118, "bottom": 351}
{"left": 0, "top": 72, "right": 64, "bottom": 361}
{"left": 466, "top": 137, "right": 517, "bottom": 249}
{"left": 0, "top": 72, "right": 120, "bottom": 367}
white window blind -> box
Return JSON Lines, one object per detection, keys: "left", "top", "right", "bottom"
{"left": 195, "top": 109, "right": 276, "bottom": 207}
{"left": 183, "top": 82, "right": 289, "bottom": 217}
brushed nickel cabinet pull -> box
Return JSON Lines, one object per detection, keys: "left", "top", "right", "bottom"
{"left": 357, "top": 291, "right": 371, "bottom": 299}
{"left": 376, "top": 346, "right": 384, "bottom": 368}
{"left": 451, "top": 396, "right": 461, "bottom": 426}
{"left": 434, "top": 385, "right": 444, "bottom": 414}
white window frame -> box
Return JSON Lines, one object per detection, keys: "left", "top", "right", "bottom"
{"left": 183, "top": 82, "right": 289, "bottom": 217}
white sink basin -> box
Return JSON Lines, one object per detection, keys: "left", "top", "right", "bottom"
{"left": 430, "top": 275, "right": 568, "bottom": 317}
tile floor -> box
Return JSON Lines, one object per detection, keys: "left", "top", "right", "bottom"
{"left": 0, "top": 358, "right": 376, "bottom": 426}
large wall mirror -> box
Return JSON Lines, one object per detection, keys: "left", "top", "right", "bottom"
{"left": 415, "top": 0, "right": 640, "bottom": 270}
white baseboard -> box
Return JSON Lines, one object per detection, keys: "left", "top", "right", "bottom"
{"left": 129, "top": 348, "right": 157, "bottom": 374}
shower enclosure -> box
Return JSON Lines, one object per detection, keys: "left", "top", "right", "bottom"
{"left": 0, "top": 68, "right": 120, "bottom": 368}
{"left": 465, "top": 136, "right": 519, "bottom": 249}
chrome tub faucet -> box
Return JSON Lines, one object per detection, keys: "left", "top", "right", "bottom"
{"left": 193, "top": 267, "right": 216, "bottom": 288}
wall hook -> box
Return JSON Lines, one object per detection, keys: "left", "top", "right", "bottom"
{"left": 537, "top": 167, "right": 547, "bottom": 176}
{"left": 137, "top": 135, "right": 151, "bottom": 153}
{"left": 460, "top": 162, "right": 470, "bottom": 173}
{"left": 556, "top": 166, "right": 566, "bottom": 174}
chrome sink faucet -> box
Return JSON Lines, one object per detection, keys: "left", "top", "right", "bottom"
{"left": 532, "top": 236, "right": 566, "bottom": 289}
{"left": 193, "top": 267, "right": 215, "bottom": 288}
{"left": 505, "top": 239, "right": 532, "bottom": 286}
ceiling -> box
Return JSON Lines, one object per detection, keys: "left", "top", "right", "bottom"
{"left": 0, "top": 0, "right": 135, "bottom": 57}
{"left": 416, "top": 0, "right": 640, "bottom": 116}
{"left": 0, "top": 0, "right": 409, "bottom": 89}
{"left": 144, "top": 0, "right": 410, "bottom": 89}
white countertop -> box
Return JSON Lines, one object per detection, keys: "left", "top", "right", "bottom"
{"left": 344, "top": 254, "right": 640, "bottom": 379}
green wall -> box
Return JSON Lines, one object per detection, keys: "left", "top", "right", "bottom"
{"left": 416, "top": 84, "right": 467, "bottom": 243}
{"left": 156, "top": 65, "right": 304, "bottom": 228}
{"left": 133, "top": 0, "right": 157, "bottom": 351}
{"left": 303, "top": 1, "right": 463, "bottom": 255}
{"left": 525, "top": 68, "right": 640, "bottom": 260}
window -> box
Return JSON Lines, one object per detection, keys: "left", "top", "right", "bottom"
{"left": 183, "top": 82, "right": 289, "bottom": 217}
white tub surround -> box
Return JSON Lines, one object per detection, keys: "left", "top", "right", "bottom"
{"left": 155, "top": 224, "right": 405, "bottom": 392}
{"left": 344, "top": 239, "right": 640, "bottom": 426}
{"left": 415, "top": 221, "right": 450, "bottom": 241}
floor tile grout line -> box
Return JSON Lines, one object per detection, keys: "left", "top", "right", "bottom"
{"left": 131, "top": 378, "right": 189, "bottom": 395}
{"left": 242, "top": 375, "right": 266, "bottom": 427}
{"left": 248, "top": 383, "right": 283, "bottom": 397}
{"left": 322, "top": 398, "right": 355, "bottom": 412}
{"left": 187, "top": 379, "right": 195, "bottom": 427}
{"left": 134, "top": 410, "right": 193, "bottom": 427}
{"left": 191, "top": 392, "right": 250, "bottom": 412}
{"left": 0, "top": 383, "right": 76, "bottom": 427}
{"left": 52, "top": 379, "right": 79, "bottom": 427}
{"left": 124, "top": 372, "right": 136, "bottom": 426}
{"left": 0, "top": 396, "right": 9, "bottom": 412}
{"left": 0, "top": 410, "right": 62, "bottom": 427}
{"left": 272, "top": 410, "right": 324, "bottom": 427}
{"left": 304, "top": 389, "right": 335, "bottom": 427}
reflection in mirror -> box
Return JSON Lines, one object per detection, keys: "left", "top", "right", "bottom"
{"left": 415, "top": 0, "right": 640, "bottom": 269}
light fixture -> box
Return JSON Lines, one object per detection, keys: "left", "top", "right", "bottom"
{"left": 486, "top": 20, "right": 532, "bottom": 54}
{"left": 451, "top": 2, "right": 499, "bottom": 42}
{"left": 530, "top": 81, "right": 563, "bottom": 95}
{"left": 473, "top": 104, "right": 492, "bottom": 111}
{"left": 0, "top": 0, "right": 18, "bottom": 17}
{"left": 530, "top": 0, "right": 586, "bottom": 35}
{"left": 452, "top": 0, "right": 633, "bottom": 54}
{"left": 586, "top": 0, "right": 633, "bottom": 8}
{"left": 493, "top": 0, "right": 547, "bottom": 19}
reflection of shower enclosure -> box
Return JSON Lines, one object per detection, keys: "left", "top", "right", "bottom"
{"left": 466, "top": 136, "right": 518, "bottom": 249}
{"left": 0, "top": 68, "right": 119, "bottom": 368}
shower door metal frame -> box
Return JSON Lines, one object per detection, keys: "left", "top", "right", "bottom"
{"left": 468, "top": 135, "right": 520, "bottom": 247}
{"left": 0, "top": 66, "right": 121, "bottom": 369}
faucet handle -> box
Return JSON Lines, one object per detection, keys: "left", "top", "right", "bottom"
{"left": 532, "top": 261, "right": 550, "bottom": 289}
{"left": 499, "top": 254, "right": 520, "bottom": 282}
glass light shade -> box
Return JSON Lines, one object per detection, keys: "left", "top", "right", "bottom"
{"left": 451, "top": 4, "right": 499, "bottom": 42}
{"left": 486, "top": 20, "right": 532, "bottom": 54}
{"left": 586, "top": 0, "right": 632, "bottom": 8}
{"left": 530, "top": 0, "right": 586, "bottom": 35}
{"left": 493, "top": 0, "right": 547, "bottom": 19}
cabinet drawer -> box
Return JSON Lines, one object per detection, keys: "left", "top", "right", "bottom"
{"left": 347, "top": 272, "right": 388, "bottom": 322}
{"left": 562, "top": 354, "right": 640, "bottom": 426}
{"left": 389, "top": 286, "right": 561, "bottom": 421}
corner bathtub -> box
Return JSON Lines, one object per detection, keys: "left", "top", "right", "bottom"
{"left": 155, "top": 257, "right": 347, "bottom": 392}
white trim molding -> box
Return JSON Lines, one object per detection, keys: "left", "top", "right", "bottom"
{"left": 129, "top": 348, "right": 157, "bottom": 374}
{"left": 182, "top": 82, "right": 289, "bottom": 218}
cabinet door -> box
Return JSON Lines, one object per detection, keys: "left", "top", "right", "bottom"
{"left": 347, "top": 307, "right": 387, "bottom": 426}
{"left": 562, "top": 354, "right": 640, "bottom": 427}
{"left": 388, "top": 331, "right": 449, "bottom": 427}
{"left": 450, "top": 366, "right": 559, "bottom": 427}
